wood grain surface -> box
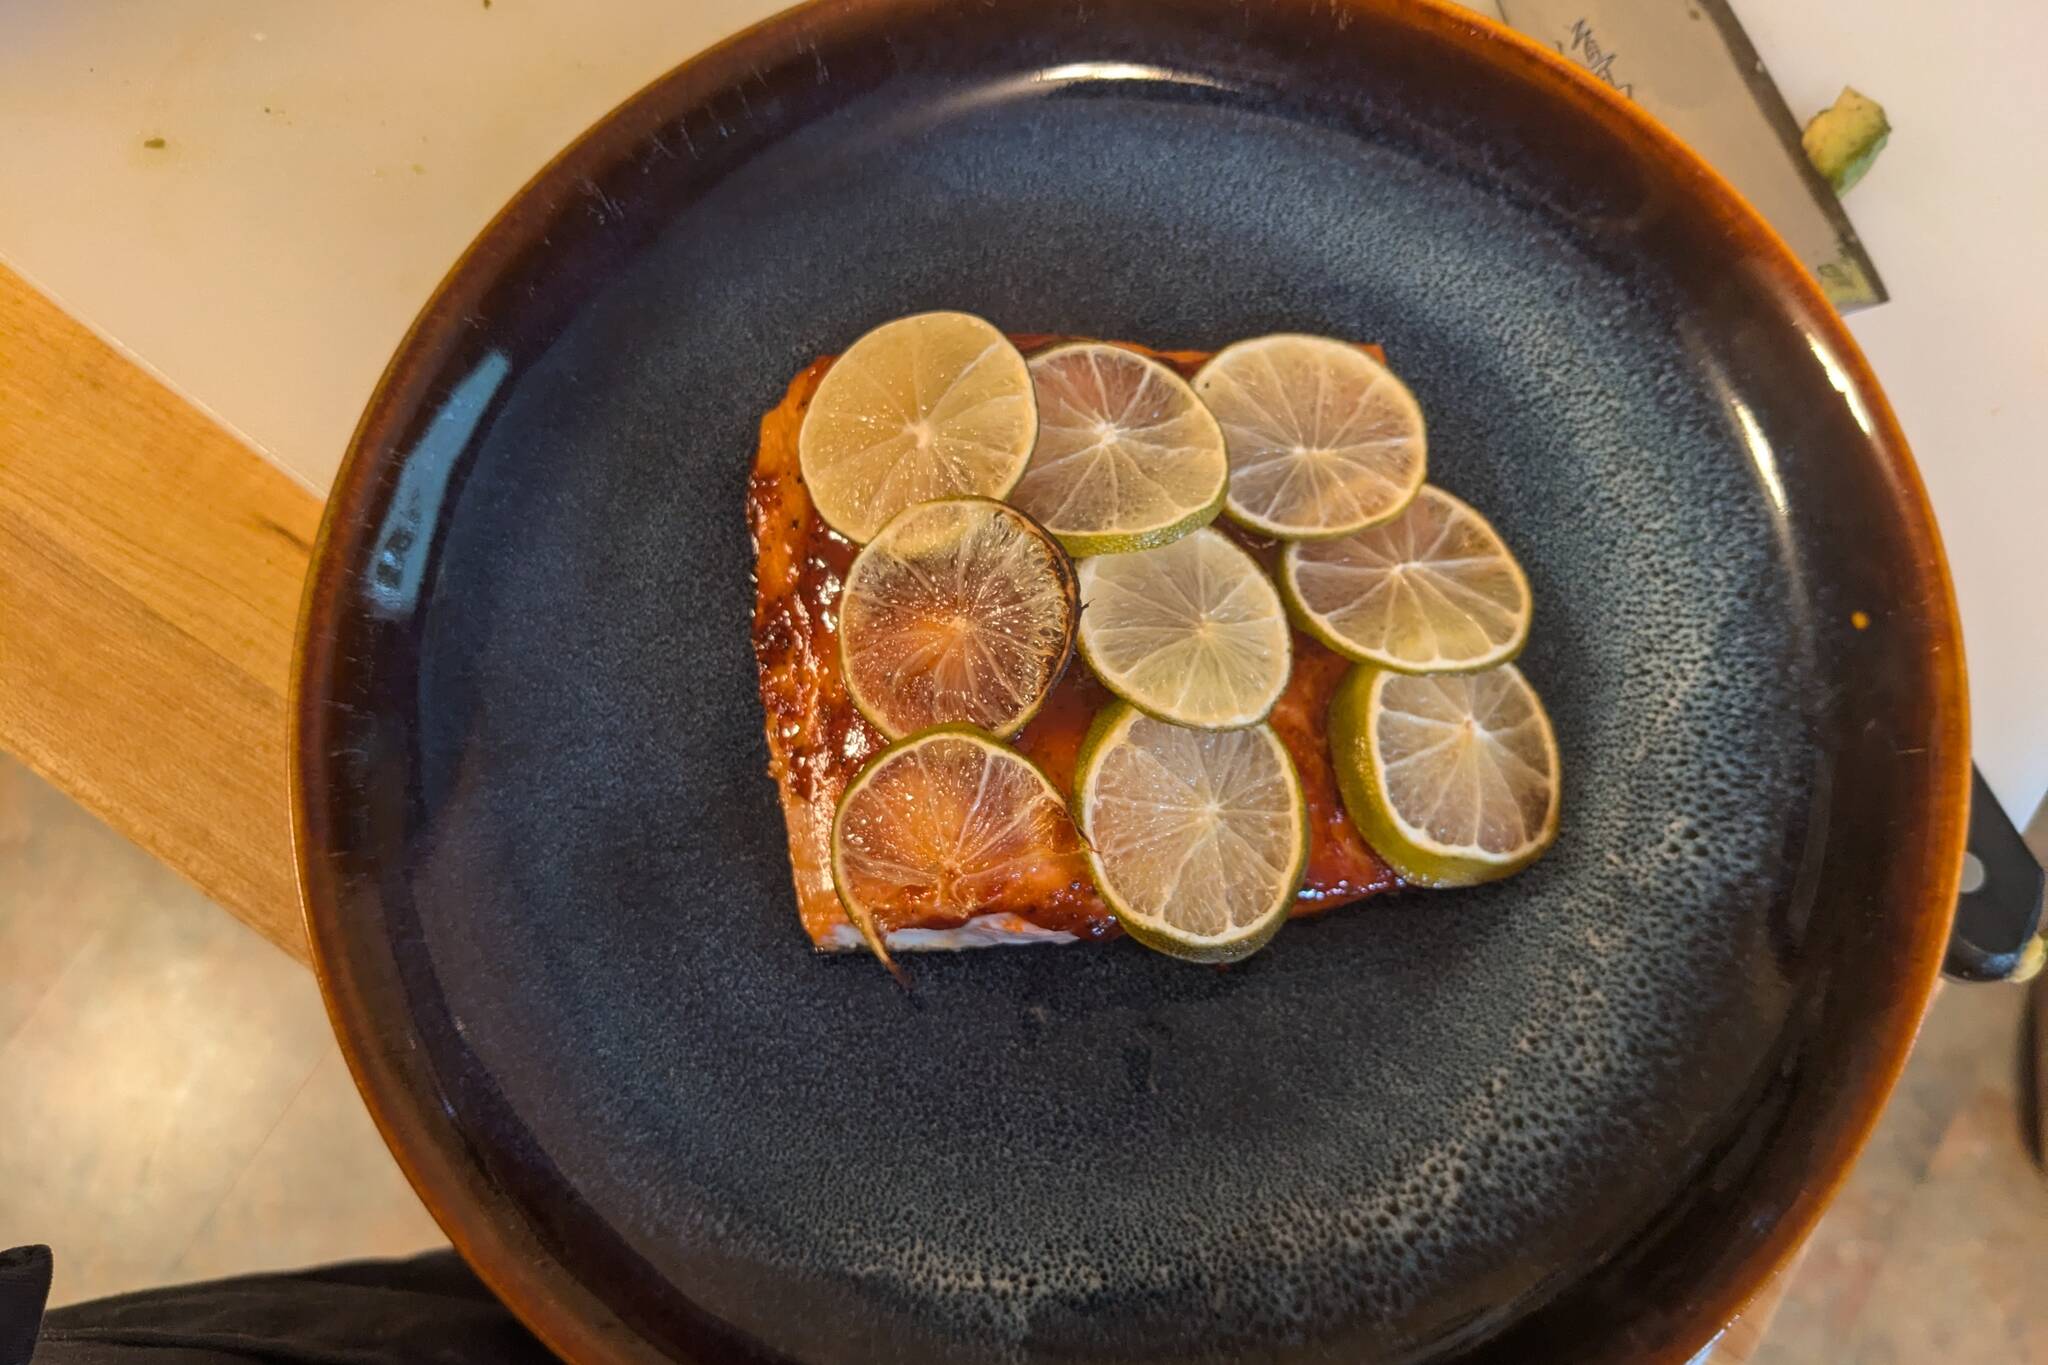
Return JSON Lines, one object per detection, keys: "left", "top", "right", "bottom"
{"left": 0, "top": 259, "right": 1791, "bottom": 1359}
{"left": 0, "top": 262, "right": 316, "bottom": 962}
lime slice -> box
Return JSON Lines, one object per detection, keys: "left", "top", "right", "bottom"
{"left": 840, "top": 497, "right": 1077, "bottom": 739}
{"left": 1328, "top": 663, "right": 1560, "bottom": 887}
{"left": 798, "top": 311, "right": 1037, "bottom": 543}
{"left": 1281, "top": 485, "right": 1531, "bottom": 673}
{"left": 1073, "top": 701, "right": 1307, "bottom": 963}
{"left": 832, "top": 725, "right": 1084, "bottom": 971}
{"left": 1075, "top": 527, "right": 1291, "bottom": 729}
{"left": 1192, "top": 334, "right": 1427, "bottom": 539}
{"left": 1008, "top": 342, "right": 1228, "bottom": 555}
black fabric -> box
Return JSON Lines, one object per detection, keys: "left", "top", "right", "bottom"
{"left": 1, "top": 1246, "right": 53, "bottom": 1365}
{"left": 4, "top": 1249, "right": 557, "bottom": 1365}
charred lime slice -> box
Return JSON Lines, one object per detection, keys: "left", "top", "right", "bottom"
{"left": 831, "top": 726, "right": 1085, "bottom": 972}
{"left": 839, "top": 497, "right": 1077, "bottom": 740}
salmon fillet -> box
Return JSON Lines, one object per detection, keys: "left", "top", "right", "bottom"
{"left": 748, "top": 336, "right": 1403, "bottom": 951}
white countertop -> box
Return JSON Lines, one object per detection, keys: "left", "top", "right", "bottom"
{"left": 2, "top": 0, "right": 2042, "bottom": 819}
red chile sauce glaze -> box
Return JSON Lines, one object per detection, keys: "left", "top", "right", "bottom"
{"left": 748, "top": 335, "right": 1404, "bottom": 949}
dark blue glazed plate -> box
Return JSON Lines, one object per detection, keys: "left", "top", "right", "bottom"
{"left": 293, "top": 2, "right": 1967, "bottom": 1363}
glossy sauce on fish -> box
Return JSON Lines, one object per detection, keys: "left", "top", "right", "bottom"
{"left": 749, "top": 337, "right": 1402, "bottom": 948}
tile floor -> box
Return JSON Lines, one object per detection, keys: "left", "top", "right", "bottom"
{"left": 0, "top": 756, "right": 442, "bottom": 1308}
{"left": 2, "top": 753, "right": 2044, "bottom": 1359}
{"left": 1749, "top": 975, "right": 2048, "bottom": 1364}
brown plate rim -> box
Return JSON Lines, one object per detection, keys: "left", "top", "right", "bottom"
{"left": 290, "top": 1, "right": 1971, "bottom": 1361}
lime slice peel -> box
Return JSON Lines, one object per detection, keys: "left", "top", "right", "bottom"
{"left": 1328, "top": 663, "right": 1560, "bottom": 887}
{"left": 1193, "top": 334, "right": 1428, "bottom": 540}
{"left": 1074, "top": 527, "right": 1292, "bottom": 730}
{"left": 838, "top": 496, "right": 1077, "bottom": 740}
{"left": 1281, "top": 484, "right": 1532, "bottom": 674}
{"left": 831, "top": 724, "right": 1083, "bottom": 976}
{"left": 798, "top": 311, "right": 1038, "bottom": 543}
{"left": 1011, "top": 341, "right": 1229, "bottom": 556}
{"left": 1074, "top": 700, "right": 1309, "bottom": 962}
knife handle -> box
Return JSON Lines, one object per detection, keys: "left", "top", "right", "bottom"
{"left": 1943, "top": 767, "right": 2047, "bottom": 983}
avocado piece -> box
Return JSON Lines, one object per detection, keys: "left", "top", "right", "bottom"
{"left": 1803, "top": 87, "right": 1890, "bottom": 195}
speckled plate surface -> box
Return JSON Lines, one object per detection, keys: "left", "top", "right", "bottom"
{"left": 293, "top": 2, "right": 1968, "bottom": 1363}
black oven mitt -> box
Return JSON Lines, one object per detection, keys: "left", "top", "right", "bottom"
{"left": 1, "top": 1246, "right": 52, "bottom": 1365}
{"left": 2, "top": 1248, "right": 558, "bottom": 1364}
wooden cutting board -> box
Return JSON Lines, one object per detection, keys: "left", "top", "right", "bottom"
{"left": 0, "top": 262, "right": 316, "bottom": 962}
